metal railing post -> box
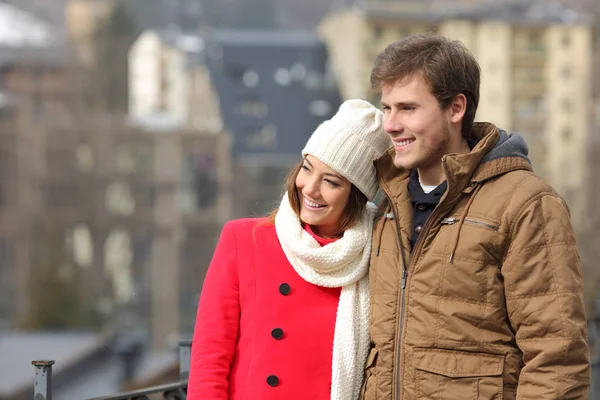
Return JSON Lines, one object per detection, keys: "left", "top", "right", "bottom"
{"left": 32, "top": 360, "right": 55, "bottom": 400}
{"left": 179, "top": 339, "right": 192, "bottom": 381}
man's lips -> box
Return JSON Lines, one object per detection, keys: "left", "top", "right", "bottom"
{"left": 392, "top": 138, "right": 415, "bottom": 149}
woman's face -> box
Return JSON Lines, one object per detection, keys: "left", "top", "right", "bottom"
{"left": 295, "top": 155, "right": 352, "bottom": 238}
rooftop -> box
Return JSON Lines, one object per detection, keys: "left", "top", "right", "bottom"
{"left": 0, "top": 3, "right": 58, "bottom": 48}
{"left": 363, "top": 0, "right": 593, "bottom": 26}
{"left": 0, "top": 331, "right": 109, "bottom": 397}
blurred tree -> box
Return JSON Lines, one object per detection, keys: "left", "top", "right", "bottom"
{"left": 88, "top": 0, "right": 141, "bottom": 114}
{"left": 19, "top": 221, "right": 102, "bottom": 331}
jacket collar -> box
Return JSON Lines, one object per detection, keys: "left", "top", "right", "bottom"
{"left": 375, "top": 122, "right": 533, "bottom": 200}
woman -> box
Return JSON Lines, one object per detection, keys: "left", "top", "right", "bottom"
{"left": 187, "top": 99, "right": 390, "bottom": 400}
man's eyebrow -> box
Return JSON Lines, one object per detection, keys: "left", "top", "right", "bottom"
{"left": 382, "top": 101, "right": 419, "bottom": 108}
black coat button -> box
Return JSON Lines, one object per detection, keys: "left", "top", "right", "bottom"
{"left": 271, "top": 328, "right": 284, "bottom": 340}
{"left": 266, "top": 375, "right": 279, "bottom": 387}
{"left": 415, "top": 225, "right": 423, "bottom": 234}
{"left": 279, "top": 283, "right": 290, "bottom": 295}
{"left": 417, "top": 204, "right": 428, "bottom": 212}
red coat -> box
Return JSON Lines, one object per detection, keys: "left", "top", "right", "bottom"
{"left": 188, "top": 218, "right": 341, "bottom": 400}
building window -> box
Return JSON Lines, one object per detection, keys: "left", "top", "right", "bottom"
{"left": 243, "top": 124, "right": 278, "bottom": 150}
{"left": 0, "top": 239, "right": 14, "bottom": 267}
{"left": 181, "top": 152, "right": 220, "bottom": 213}
{"left": 514, "top": 96, "right": 545, "bottom": 120}
{"left": 242, "top": 70, "right": 260, "bottom": 88}
{"left": 309, "top": 100, "right": 332, "bottom": 117}
{"left": 226, "top": 64, "right": 247, "bottom": 80}
{"left": 373, "top": 25, "right": 383, "bottom": 39}
{"left": 273, "top": 68, "right": 291, "bottom": 86}
{"left": 398, "top": 28, "right": 412, "bottom": 38}
{"left": 561, "top": 65, "right": 572, "bottom": 79}
{"left": 238, "top": 98, "right": 268, "bottom": 118}
{"left": 561, "top": 32, "right": 571, "bottom": 48}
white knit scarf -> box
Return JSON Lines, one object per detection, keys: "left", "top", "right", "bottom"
{"left": 275, "top": 192, "right": 376, "bottom": 400}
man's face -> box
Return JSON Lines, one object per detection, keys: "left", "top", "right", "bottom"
{"left": 381, "top": 75, "right": 455, "bottom": 170}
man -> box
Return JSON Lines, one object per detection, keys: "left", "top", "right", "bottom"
{"left": 361, "top": 33, "right": 590, "bottom": 399}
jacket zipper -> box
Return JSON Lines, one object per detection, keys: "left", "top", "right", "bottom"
{"left": 441, "top": 217, "right": 498, "bottom": 231}
{"left": 381, "top": 192, "right": 407, "bottom": 400}
{"left": 390, "top": 159, "right": 454, "bottom": 400}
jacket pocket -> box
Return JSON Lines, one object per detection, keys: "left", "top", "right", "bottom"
{"left": 413, "top": 348, "right": 504, "bottom": 400}
{"left": 360, "top": 346, "right": 378, "bottom": 400}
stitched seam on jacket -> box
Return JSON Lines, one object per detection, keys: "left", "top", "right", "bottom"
{"left": 420, "top": 293, "right": 506, "bottom": 307}
{"left": 516, "top": 337, "right": 585, "bottom": 343}
{"left": 424, "top": 251, "right": 500, "bottom": 265}
{"left": 504, "top": 242, "right": 576, "bottom": 256}
{"left": 505, "top": 289, "right": 580, "bottom": 300}
{"left": 541, "top": 206, "right": 568, "bottom": 387}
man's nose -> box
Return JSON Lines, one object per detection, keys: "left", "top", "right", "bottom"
{"left": 384, "top": 111, "right": 404, "bottom": 134}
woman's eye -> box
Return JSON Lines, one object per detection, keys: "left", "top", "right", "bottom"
{"left": 325, "top": 179, "right": 339, "bottom": 187}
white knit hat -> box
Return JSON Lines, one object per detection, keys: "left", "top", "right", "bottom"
{"left": 302, "top": 99, "right": 390, "bottom": 201}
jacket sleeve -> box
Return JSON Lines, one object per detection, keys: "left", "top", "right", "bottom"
{"left": 188, "top": 222, "right": 240, "bottom": 399}
{"left": 502, "top": 193, "right": 590, "bottom": 399}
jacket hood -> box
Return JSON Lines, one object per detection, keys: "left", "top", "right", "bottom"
{"left": 479, "top": 128, "right": 530, "bottom": 164}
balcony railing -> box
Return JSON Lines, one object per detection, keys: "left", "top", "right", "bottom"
{"left": 30, "top": 321, "right": 600, "bottom": 399}
{"left": 31, "top": 339, "right": 191, "bottom": 400}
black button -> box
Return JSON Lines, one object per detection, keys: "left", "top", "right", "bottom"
{"left": 266, "top": 375, "right": 279, "bottom": 387}
{"left": 271, "top": 328, "right": 284, "bottom": 340}
{"left": 415, "top": 225, "right": 423, "bottom": 234}
{"left": 417, "top": 204, "right": 428, "bottom": 212}
{"left": 279, "top": 283, "right": 290, "bottom": 295}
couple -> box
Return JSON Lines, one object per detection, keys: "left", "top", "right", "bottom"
{"left": 187, "top": 33, "right": 590, "bottom": 399}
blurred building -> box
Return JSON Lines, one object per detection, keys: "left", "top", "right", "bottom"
{"left": 319, "top": 0, "right": 593, "bottom": 229}
{"left": 65, "top": 0, "right": 116, "bottom": 66}
{"left": 127, "top": 28, "right": 342, "bottom": 347}
{"left": 128, "top": 28, "right": 342, "bottom": 218}
{"left": 0, "top": 3, "right": 73, "bottom": 327}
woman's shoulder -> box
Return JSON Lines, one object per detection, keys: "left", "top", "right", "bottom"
{"left": 223, "top": 217, "right": 274, "bottom": 235}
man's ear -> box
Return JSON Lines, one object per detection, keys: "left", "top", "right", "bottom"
{"left": 450, "top": 93, "right": 467, "bottom": 124}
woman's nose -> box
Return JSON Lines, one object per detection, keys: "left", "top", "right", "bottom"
{"left": 303, "top": 177, "right": 320, "bottom": 198}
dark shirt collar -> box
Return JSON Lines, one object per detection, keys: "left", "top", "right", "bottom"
{"left": 408, "top": 169, "right": 447, "bottom": 204}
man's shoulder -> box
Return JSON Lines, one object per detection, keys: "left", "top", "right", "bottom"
{"left": 495, "top": 169, "right": 560, "bottom": 198}
{"left": 488, "top": 169, "right": 566, "bottom": 216}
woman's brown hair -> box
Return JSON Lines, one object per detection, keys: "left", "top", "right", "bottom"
{"left": 267, "top": 159, "right": 368, "bottom": 236}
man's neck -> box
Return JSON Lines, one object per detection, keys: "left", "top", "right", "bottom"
{"left": 417, "top": 138, "right": 471, "bottom": 187}
{"left": 417, "top": 164, "right": 446, "bottom": 187}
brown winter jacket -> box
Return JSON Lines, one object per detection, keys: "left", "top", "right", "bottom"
{"left": 361, "top": 123, "right": 590, "bottom": 400}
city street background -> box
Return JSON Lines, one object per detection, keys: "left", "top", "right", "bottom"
{"left": 0, "top": 0, "right": 599, "bottom": 398}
